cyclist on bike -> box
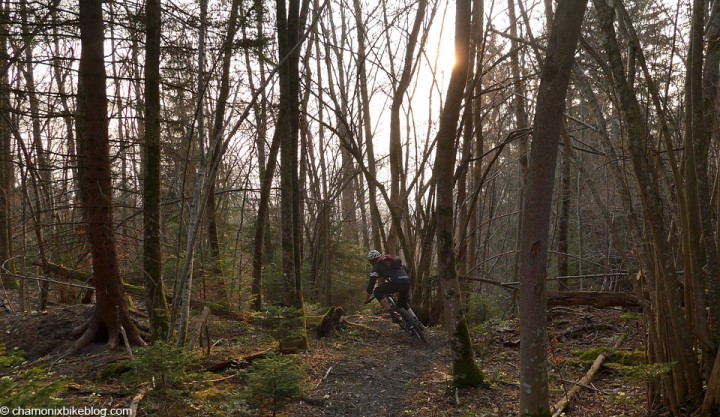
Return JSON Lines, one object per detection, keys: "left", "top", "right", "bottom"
{"left": 363, "top": 250, "right": 421, "bottom": 322}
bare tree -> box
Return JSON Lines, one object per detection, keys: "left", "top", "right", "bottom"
{"left": 0, "top": 0, "right": 15, "bottom": 292}
{"left": 517, "top": 1, "right": 587, "bottom": 415}
{"left": 434, "top": 0, "right": 486, "bottom": 389}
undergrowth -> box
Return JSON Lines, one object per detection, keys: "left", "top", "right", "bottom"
{"left": 0, "top": 344, "right": 64, "bottom": 407}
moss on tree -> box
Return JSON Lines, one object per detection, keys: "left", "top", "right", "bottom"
{"left": 452, "top": 318, "right": 487, "bottom": 389}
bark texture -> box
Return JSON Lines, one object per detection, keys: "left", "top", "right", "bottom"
{"left": 434, "top": 0, "right": 486, "bottom": 389}
{"left": 75, "top": 0, "right": 143, "bottom": 351}
{"left": 517, "top": 2, "right": 587, "bottom": 415}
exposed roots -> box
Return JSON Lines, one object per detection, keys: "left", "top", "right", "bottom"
{"left": 70, "top": 313, "right": 146, "bottom": 354}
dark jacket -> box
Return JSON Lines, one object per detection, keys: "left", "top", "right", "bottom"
{"left": 366, "top": 255, "right": 409, "bottom": 294}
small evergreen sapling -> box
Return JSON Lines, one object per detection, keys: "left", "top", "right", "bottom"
{"left": 245, "top": 353, "right": 307, "bottom": 416}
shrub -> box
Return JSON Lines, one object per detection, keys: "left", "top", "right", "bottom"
{"left": 245, "top": 353, "right": 307, "bottom": 416}
{"left": 465, "top": 292, "right": 504, "bottom": 325}
{"left": 119, "top": 341, "right": 210, "bottom": 392}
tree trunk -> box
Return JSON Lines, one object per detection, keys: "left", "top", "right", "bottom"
{"left": 702, "top": 1, "right": 720, "bottom": 413}
{"left": 594, "top": 0, "right": 703, "bottom": 407}
{"left": 174, "top": 0, "right": 209, "bottom": 347}
{"left": 143, "top": 0, "right": 171, "bottom": 341}
{"left": 248, "top": 1, "right": 273, "bottom": 311}
{"left": 387, "top": 0, "right": 427, "bottom": 254}
{"left": 206, "top": 0, "right": 243, "bottom": 278}
{"left": 507, "top": 0, "right": 529, "bottom": 289}
{"left": 556, "top": 152, "right": 571, "bottom": 291}
{"left": 0, "top": 2, "right": 15, "bottom": 291}
{"left": 21, "top": 0, "right": 53, "bottom": 307}
{"left": 681, "top": 0, "right": 714, "bottom": 372}
{"left": 517, "top": 2, "right": 586, "bottom": 415}
{"left": 277, "top": 0, "right": 308, "bottom": 350}
{"left": 434, "top": 0, "right": 485, "bottom": 389}
{"left": 352, "top": 0, "right": 383, "bottom": 250}
{"left": 74, "top": 0, "right": 143, "bottom": 351}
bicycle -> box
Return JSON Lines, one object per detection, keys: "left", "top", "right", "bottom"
{"left": 366, "top": 294, "right": 427, "bottom": 344}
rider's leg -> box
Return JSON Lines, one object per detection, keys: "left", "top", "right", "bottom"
{"left": 398, "top": 285, "right": 424, "bottom": 327}
{"left": 373, "top": 284, "right": 392, "bottom": 312}
{"left": 374, "top": 285, "right": 400, "bottom": 323}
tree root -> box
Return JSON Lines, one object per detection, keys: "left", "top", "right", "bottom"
{"left": 344, "top": 319, "right": 382, "bottom": 335}
{"left": 69, "top": 312, "right": 146, "bottom": 354}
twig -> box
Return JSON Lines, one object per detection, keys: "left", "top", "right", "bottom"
{"left": 557, "top": 378, "right": 605, "bottom": 393}
{"left": 314, "top": 366, "right": 333, "bottom": 389}
{"left": 119, "top": 325, "right": 134, "bottom": 360}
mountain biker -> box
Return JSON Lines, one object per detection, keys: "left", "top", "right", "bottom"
{"left": 363, "top": 250, "right": 421, "bottom": 322}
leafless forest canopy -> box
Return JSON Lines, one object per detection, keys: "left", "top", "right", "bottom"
{"left": 4, "top": 0, "right": 720, "bottom": 414}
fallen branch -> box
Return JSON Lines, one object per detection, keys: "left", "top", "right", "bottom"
{"left": 551, "top": 333, "right": 627, "bottom": 417}
{"left": 205, "top": 348, "right": 274, "bottom": 373}
{"left": 314, "top": 366, "right": 333, "bottom": 389}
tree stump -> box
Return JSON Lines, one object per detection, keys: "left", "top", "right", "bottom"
{"left": 315, "top": 306, "right": 345, "bottom": 338}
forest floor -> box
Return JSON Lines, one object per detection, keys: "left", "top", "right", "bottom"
{"left": 0, "top": 294, "right": 653, "bottom": 416}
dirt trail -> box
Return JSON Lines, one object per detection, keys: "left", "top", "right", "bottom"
{"left": 300, "top": 315, "right": 448, "bottom": 417}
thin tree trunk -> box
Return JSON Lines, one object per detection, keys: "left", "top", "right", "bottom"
{"left": 174, "top": 0, "right": 208, "bottom": 346}
{"left": 248, "top": 1, "right": 272, "bottom": 311}
{"left": 20, "top": 0, "right": 52, "bottom": 306}
{"left": 0, "top": 0, "right": 15, "bottom": 290}
{"left": 507, "top": 0, "right": 529, "bottom": 288}
{"left": 387, "top": 0, "right": 427, "bottom": 254}
{"left": 517, "top": 2, "right": 586, "bottom": 415}
{"left": 143, "top": 0, "right": 171, "bottom": 341}
{"left": 467, "top": 0, "right": 484, "bottom": 280}
{"left": 206, "top": 0, "right": 243, "bottom": 277}
{"left": 434, "top": 0, "right": 486, "bottom": 389}
{"left": 594, "top": 0, "right": 703, "bottom": 407}
{"left": 556, "top": 151, "right": 571, "bottom": 291}
{"left": 352, "top": 0, "right": 383, "bottom": 250}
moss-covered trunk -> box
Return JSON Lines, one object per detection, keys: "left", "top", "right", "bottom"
{"left": 432, "top": 0, "right": 485, "bottom": 389}
{"left": 142, "top": 0, "right": 171, "bottom": 341}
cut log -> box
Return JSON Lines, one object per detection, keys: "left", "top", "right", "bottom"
{"left": 546, "top": 291, "right": 642, "bottom": 308}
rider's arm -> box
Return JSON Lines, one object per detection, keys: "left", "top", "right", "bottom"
{"left": 366, "top": 269, "right": 379, "bottom": 295}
